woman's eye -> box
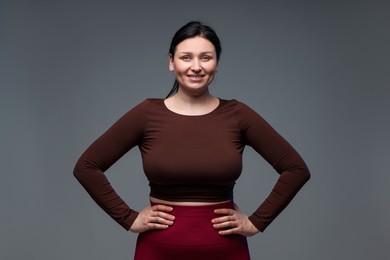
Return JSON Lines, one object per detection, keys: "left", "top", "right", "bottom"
{"left": 201, "top": 56, "right": 211, "bottom": 61}
{"left": 182, "top": 56, "right": 191, "bottom": 61}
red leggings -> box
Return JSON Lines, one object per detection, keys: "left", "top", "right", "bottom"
{"left": 134, "top": 201, "right": 250, "bottom": 260}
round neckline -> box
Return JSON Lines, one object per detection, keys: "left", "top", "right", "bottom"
{"left": 162, "top": 98, "right": 222, "bottom": 117}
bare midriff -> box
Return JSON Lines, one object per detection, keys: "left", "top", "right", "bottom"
{"left": 149, "top": 196, "right": 231, "bottom": 206}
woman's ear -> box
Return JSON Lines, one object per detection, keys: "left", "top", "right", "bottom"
{"left": 169, "top": 54, "right": 174, "bottom": 72}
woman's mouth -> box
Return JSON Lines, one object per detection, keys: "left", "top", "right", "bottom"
{"left": 188, "top": 75, "right": 204, "bottom": 80}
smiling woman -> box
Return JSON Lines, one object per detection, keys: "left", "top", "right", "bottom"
{"left": 169, "top": 37, "right": 218, "bottom": 96}
{"left": 166, "top": 21, "right": 222, "bottom": 98}
{"left": 74, "top": 21, "right": 310, "bottom": 260}
{"left": 165, "top": 36, "right": 220, "bottom": 115}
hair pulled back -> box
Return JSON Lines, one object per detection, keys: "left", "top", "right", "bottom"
{"left": 166, "top": 21, "right": 222, "bottom": 98}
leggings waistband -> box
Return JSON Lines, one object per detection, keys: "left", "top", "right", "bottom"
{"left": 150, "top": 200, "right": 235, "bottom": 217}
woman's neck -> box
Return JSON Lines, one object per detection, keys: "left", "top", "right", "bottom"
{"left": 165, "top": 90, "right": 219, "bottom": 116}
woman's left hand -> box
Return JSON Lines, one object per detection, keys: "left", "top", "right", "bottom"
{"left": 212, "top": 203, "right": 259, "bottom": 237}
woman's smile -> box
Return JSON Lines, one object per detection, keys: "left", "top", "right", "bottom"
{"left": 187, "top": 74, "right": 205, "bottom": 81}
{"left": 169, "top": 36, "right": 218, "bottom": 94}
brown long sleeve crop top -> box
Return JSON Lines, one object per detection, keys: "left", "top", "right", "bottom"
{"left": 73, "top": 98, "right": 310, "bottom": 232}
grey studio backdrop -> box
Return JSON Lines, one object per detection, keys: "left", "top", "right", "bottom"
{"left": 1, "top": 1, "right": 389, "bottom": 259}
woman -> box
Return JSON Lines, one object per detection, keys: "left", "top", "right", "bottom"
{"left": 74, "top": 21, "right": 310, "bottom": 259}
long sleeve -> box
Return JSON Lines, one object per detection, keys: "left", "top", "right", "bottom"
{"left": 73, "top": 100, "right": 148, "bottom": 230}
{"left": 235, "top": 101, "right": 310, "bottom": 232}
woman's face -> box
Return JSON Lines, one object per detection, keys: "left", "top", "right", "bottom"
{"left": 169, "top": 36, "right": 218, "bottom": 95}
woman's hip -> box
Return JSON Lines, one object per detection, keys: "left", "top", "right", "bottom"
{"left": 134, "top": 201, "right": 250, "bottom": 259}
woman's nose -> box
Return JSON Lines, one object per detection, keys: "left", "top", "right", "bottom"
{"left": 191, "top": 59, "right": 201, "bottom": 71}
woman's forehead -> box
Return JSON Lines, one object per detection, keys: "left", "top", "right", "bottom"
{"left": 175, "top": 36, "right": 216, "bottom": 53}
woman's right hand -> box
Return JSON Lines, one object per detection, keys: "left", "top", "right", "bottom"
{"left": 129, "top": 205, "right": 175, "bottom": 233}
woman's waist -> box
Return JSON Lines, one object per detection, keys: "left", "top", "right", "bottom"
{"left": 150, "top": 196, "right": 231, "bottom": 206}
{"left": 150, "top": 196, "right": 235, "bottom": 216}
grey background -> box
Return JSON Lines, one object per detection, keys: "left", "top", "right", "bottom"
{"left": 1, "top": 0, "right": 389, "bottom": 259}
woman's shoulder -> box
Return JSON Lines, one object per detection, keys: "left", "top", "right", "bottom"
{"left": 218, "top": 98, "right": 264, "bottom": 124}
{"left": 140, "top": 98, "right": 164, "bottom": 105}
{"left": 219, "top": 98, "right": 253, "bottom": 111}
{"left": 119, "top": 98, "right": 164, "bottom": 119}
{"left": 132, "top": 98, "right": 164, "bottom": 110}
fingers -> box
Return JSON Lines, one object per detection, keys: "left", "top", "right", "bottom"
{"left": 152, "top": 204, "right": 174, "bottom": 213}
{"left": 212, "top": 208, "right": 235, "bottom": 225}
{"left": 211, "top": 208, "right": 259, "bottom": 237}
{"left": 212, "top": 214, "right": 237, "bottom": 231}
{"left": 145, "top": 221, "right": 172, "bottom": 230}
{"left": 151, "top": 205, "right": 175, "bottom": 221}
{"left": 147, "top": 205, "right": 175, "bottom": 226}
{"left": 216, "top": 226, "right": 242, "bottom": 236}
{"left": 147, "top": 215, "right": 174, "bottom": 227}
{"left": 149, "top": 205, "right": 175, "bottom": 227}
{"left": 212, "top": 215, "right": 235, "bottom": 226}
{"left": 212, "top": 208, "right": 238, "bottom": 234}
{"left": 213, "top": 208, "right": 235, "bottom": 215}
{"left": 129, "top": 204, "right": 175, "bottom": 233}
{"left": 131, "top": 204, "right": 259, "bottom": 237}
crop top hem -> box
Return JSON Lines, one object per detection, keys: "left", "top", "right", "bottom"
{"left": 148, "top": 182, "right": 235, "bottom": 202}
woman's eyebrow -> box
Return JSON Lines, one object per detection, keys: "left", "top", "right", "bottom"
{"left": 178, "top": 51, "right": 215, "bottom": 55}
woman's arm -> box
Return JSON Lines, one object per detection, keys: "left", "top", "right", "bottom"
{"left": 73, "top": 100, "right": 147, "bottom": 230}
{"left": 238, "top": 101, "right": 310, "bottom": 232}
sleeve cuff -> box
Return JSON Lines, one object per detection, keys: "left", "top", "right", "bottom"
{"left": 122, "top": 210, "right": 139, "bottom": 231}
{"left": 248, "top": 214, "right": 268, "bottom": 233}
